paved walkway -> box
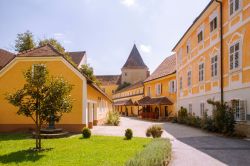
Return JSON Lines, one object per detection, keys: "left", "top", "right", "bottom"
{"left": 92, "top": 117, "right": 250, "bottom": 166}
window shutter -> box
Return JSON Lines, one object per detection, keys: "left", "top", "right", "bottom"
{"left": 174, "top": 80, "right": 177, "bottom": 92}
{"left": 239, "top": 100, "right": 247, "bottom": 121}
{"left": 169, "top": 82, "right": 171, "bottom": 93}
{"left": 160, "top": 83, "right": 162, "bottom": 94}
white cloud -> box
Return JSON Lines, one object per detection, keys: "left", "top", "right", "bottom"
{"left": 140, "top": 44, "right": 152, "bottom": 54}
{"left": 121, "top": 0, "right": 136, "bottom": 7}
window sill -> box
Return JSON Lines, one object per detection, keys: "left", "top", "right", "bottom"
{"left": 229, "top": 9, "right": 242, "bottom": 21}
{"left": 229, "top": 68, "right": 242, "bottom": 75}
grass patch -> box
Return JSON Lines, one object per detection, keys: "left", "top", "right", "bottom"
{"left": 126, "top": 138, "right": 171, "bottom": 166}
{"left": 0, "top": 134, "right": 151, "bottom": 166}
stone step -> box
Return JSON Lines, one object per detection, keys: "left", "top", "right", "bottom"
{"left": 32, "top": 131, "right": 69, "bottom": 139}
{"left": 40, "top": 128, "right": 63, "bottom": 134}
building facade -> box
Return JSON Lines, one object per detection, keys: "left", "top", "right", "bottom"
{"left": 142, "top": 54, "right": 177, "bottom": 120}
{"left": 173, "top": 0, "right": 250, "bottom": 136}
{"left": 0, "top": 44, "right": 112, "bottom": 133}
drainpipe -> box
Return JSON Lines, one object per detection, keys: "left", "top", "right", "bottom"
{"left": 215, "top": 0, "right": 224, "bottom": 103}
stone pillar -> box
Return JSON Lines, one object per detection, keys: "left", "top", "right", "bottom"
{"left": 93, "top": 103, "right": 98, "bottom": 126}
{"left": 82, "top": 79, "right": 88, "bottom": 128}
{"left": 88, "top": 102, "right": 93, "bottom": 129}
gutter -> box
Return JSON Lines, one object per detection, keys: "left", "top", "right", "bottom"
{"left": 215, "top": 0, "right": 224, "bottom": 103}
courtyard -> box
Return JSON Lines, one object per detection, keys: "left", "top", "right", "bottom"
{"left": 93, "top": 117, "right": 250, "bottom": 166}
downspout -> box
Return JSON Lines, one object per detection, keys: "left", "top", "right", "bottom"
{"left": 215, "top": 0, "right": 224, "bottom": 103}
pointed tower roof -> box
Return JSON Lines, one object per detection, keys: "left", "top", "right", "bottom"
{"left": 122, "top": 44, "right": 148, "bottom": 69}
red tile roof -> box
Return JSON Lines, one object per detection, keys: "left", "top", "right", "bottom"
{"left": 17, "top": 44, "right": 62, "bottom": 57}
{"left": 144, "top": 54, "right": 176, "bottom": 82}
{"left": 68, "top": 51, "right": 86, "bottom": 66}
{"left": 96, "top": 75, "right": 121, "bottom": 86}
{"left": 0, "top": 49, "right": 15, "bottom": 70}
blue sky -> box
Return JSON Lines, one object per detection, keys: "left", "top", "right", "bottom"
{"left": 0, "top": 0, "right": 210, "bottom": 75}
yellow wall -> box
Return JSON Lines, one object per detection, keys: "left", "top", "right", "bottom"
{"left": 87, "top": 84, "right": 113, "bottom": 120}
{"left": 100, "top": 84, "right": 118, "bottom": 99}
{"left": 144, "top": 74, "right": 177, "bottom": 117}
{"left": 175, "top": 0, "right": 250, "bottom": 99}
{"left": 0, "top": 58, "right": 84, "bottom": 125}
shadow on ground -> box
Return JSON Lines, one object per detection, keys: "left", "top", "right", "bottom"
{"left": 164, "top": 122, "right": 250, "bottom": 166}
{"left": 0, "top": 133, "right": 31, "bottom": 141}
{"left": 0, "top": 148, "right": 52, "bottom": 164}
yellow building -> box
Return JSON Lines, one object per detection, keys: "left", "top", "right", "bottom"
{"left": 0, "top": 44, "right": 112, "bottom": 133}
{"left": 96, "top": 75, "right": 120, "bottom": 98}
{"left": 113, "top": 81, "right": 144, "bottom": 116}
{"left": 141, "top": 54, "right": 177, "bottom": 120}
{"left": 173, "top": 0, "right": 250, "bottom": 136}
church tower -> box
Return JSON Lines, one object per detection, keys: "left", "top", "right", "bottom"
{"left": 121, "top": 44, "right": 149, "bottom": 84}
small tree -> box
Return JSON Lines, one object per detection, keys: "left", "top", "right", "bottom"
{"left": 207, "top": 99, "right": 235, "bottom": 135}
{"left": 6, "top": 65, "right": 73, "bottom": 150}
{"left": 15, "top": 30, "right": 36, "bottom": 52}
{"left": 116, "top": 82, "right": 131, "bottom": 92}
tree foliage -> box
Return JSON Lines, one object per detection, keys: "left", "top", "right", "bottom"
{"left": 15, "top": 30, "right": 36, "bottom": 52}
{"left": 116, "top": 82, "right": 131, "bottom": 92}
{"left": 6, "top": 65, "right": 73, "bottom": 150}
{"left": 79, "top": 64, "right": 101, "bottom": 86}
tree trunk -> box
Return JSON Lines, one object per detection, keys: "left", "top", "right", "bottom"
{"left": 35, "top": 112, "right": 39, "bottom": 150}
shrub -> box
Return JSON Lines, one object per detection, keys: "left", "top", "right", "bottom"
{"left": 126, "top": 139, "right": 171, "bottom": 166}
{"left": 125, "top": 129, "right": 133, "bottom": 140}
{"left": 207, "top": 99, "right": 235, "bottom": 135}
{"left": 106, "top": 110, "right": 120, "bottom": 126}
{"left": 82, "top": 127, "right": 91, "bottom": 138}
{"left": 146, "top": 125, "right": 163, "bottom": 138}
{"left": 177, "top": 107, "right": 188, "bottom": 124}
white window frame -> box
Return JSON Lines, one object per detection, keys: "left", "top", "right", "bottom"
{"left": 211, "top": 55, "right": 218, "bottom": 78}
{"left": 187, "top": 70, "right": 192, "bottom": 88}
{"left": 200, "top": 102, "right": 205, "bottom": 117}
{"left": 210, "top": 16, "right": 218, "bottom": 33}
{"left": 199, "top": 62, "right": 205, "bottom": 82}
{"left": 229, "top": 40, "right": 242, "bottom": 72}
{"left": 188, "top": 104, "right": 193, "bottom": 114}
{"left": 147, "top": 86, "right": 151, "bottom": 97}
{"left": 169, "top": 80, "right": 176, "bottom": 93}
{"left": 179, "top": 77, "right": 183, "bottom": 90}
{"left": 229, "top": 0, "right": 242, "bottom": 17}
{"left": 155, "top": 83, "right": 162, "bottom": 96}
{"left": 32, "top": 64, "right": 46, "bottom": 78}
{"left": 232, "top": 99, "right": 247, "bottom": 121}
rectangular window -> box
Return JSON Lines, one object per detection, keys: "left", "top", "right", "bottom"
{"left": 198, "top": 31, "right": 203, "bottom": 43}
{"left": 156, "top": 84, "right": 162, "bottom": 96}
{"left": 147, "top": 87, "right": 151, "bottom": 97}
{"left": 230, "top": 0, "right": 240, "bottom": 16}
{"left": 169, "top": 80, "right": 176, "bottom": 93}
{"left": 187, "top": 71, "right": 192, "bottom": 87}
{"left": 188, "top": 104, "right": 192, "bottom": 114}
{"left": 199, "top": 63, "right": 205, "bottom": 82}
{"left": 210, "top": 17, "right": 217, "bottom": 32}
{"left": 186, "top": 42, "right": 191, "bottom": 54}
{"left": 232, "top": 100, "right": 246, "bottom": 121}
{"left": 32, "top": 64, "right": 46, "bottom": 78}
{"left": 180, "top": 77, "right": 183, "bottom": 90}
{"left": 230, "top": 42, "right": 240, "bottom": 70}
{"left": 200, "top": 103, "right": 205, "bottom": 117}
{"left": 211, "top": 55, "right": 218, "bottom": 77}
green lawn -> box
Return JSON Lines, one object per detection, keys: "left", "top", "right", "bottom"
{"left": 0, "top": 134, "right": 151, "bottom": 166}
